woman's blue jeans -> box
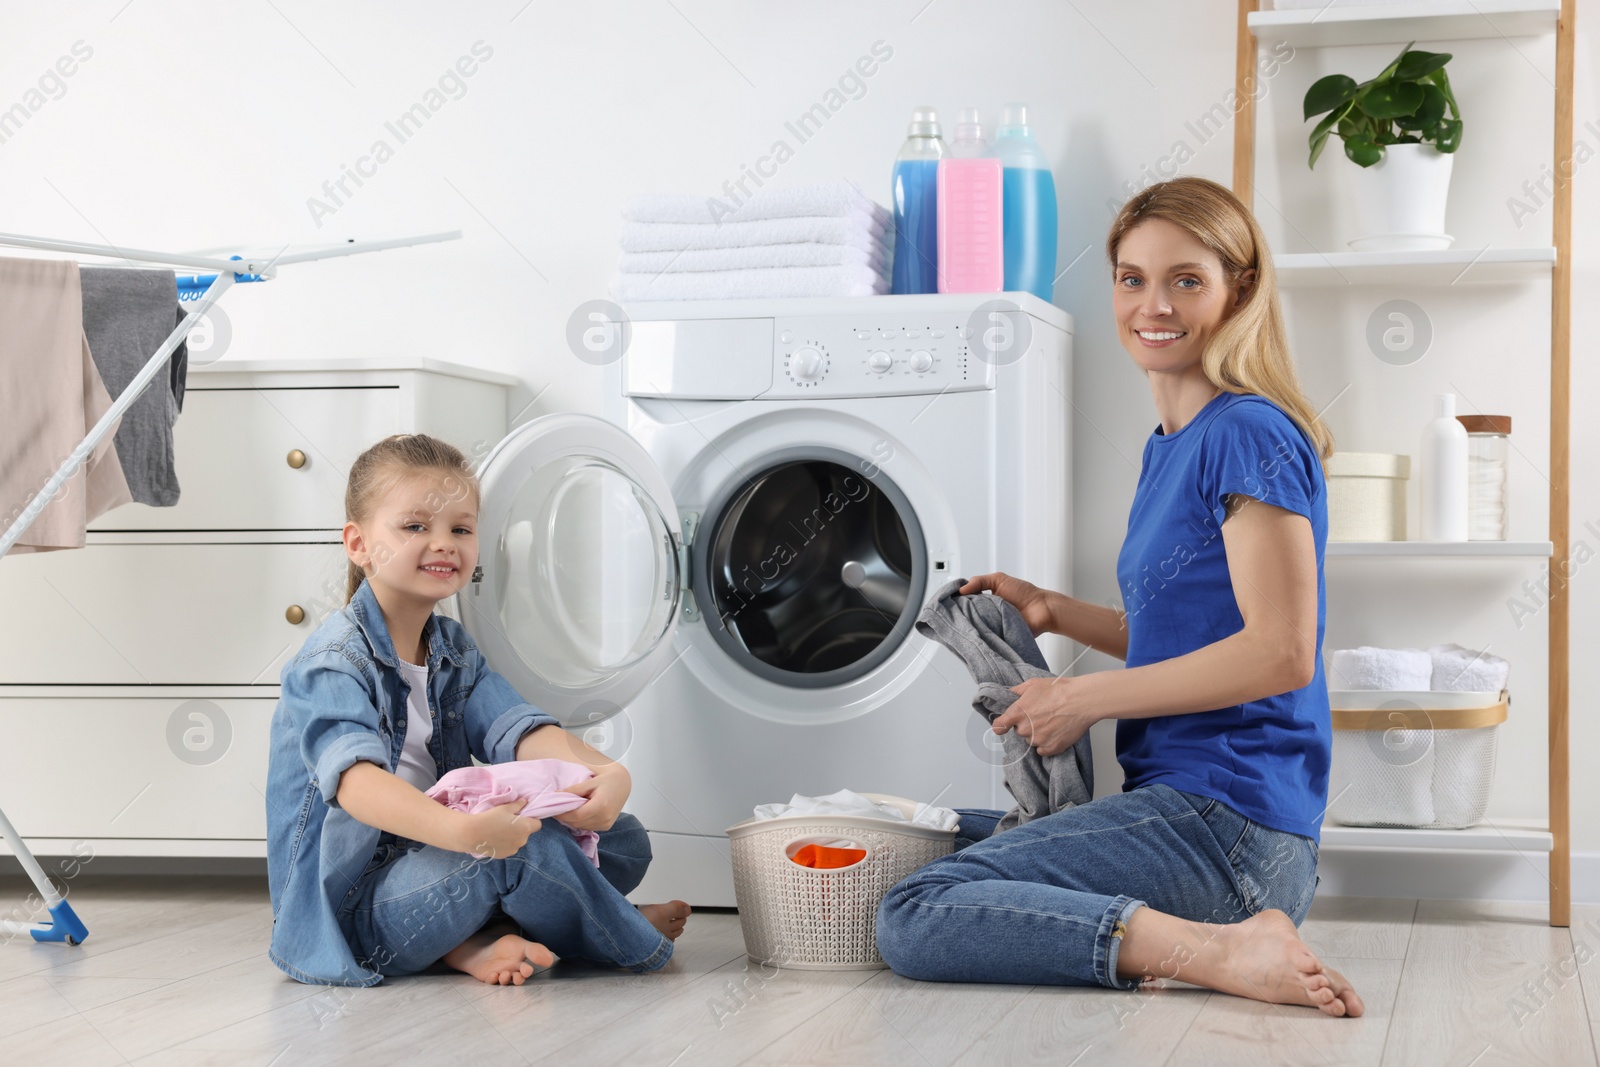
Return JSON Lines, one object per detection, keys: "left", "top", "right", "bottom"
{"left": 876, "top": 784, "right": 1320, "bottom": 989}
{"left": 341, "top": 812, "right": 672, "bottom": 977}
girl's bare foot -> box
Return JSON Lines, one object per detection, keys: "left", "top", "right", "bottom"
{"left": 638, "top": 900, "right": 692, "bottom": 940}
{"left": 1207, "top": 910, "right": 1365, "bottom": 1017}
{"left": 443, "top": 930, "right": 555, "bottom": 986}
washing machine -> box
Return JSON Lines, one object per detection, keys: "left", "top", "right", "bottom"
{"left": 459, "top": 292, "right": 1072, "bottom": 905}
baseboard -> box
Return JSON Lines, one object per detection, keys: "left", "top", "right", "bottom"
{"left": 1317, "top": 848, "right": 1600, "bottom": 907}
{"left": 4, "top": 848, "right": 1595, "bottom": 909}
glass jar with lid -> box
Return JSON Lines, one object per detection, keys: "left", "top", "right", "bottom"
{"left": 1456, "top": 414, "right": 1511, "bottom": 540}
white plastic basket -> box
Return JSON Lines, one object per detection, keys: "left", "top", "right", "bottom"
{"left": 1327, "top": 690, "right": 1507, "bottom": 829}
{"left": 724, "top": 793, "right": 956, "bottom": 970}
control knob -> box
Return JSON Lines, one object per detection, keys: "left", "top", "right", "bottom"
{"left": 790, "top": 347, "right": 825, "bottom": 381}
{"left": 867, "top": 351, "right": 893, "bottom": 373}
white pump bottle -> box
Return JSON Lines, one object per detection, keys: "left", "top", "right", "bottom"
{"left": 1419, "top": 392, "right": 1468, "bottom": 541}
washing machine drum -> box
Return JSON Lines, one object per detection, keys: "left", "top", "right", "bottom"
{"left": 693, "top": 450, "right": 927, "bottom": 689}
{"left": 462, "top": 417, "right": 928, "bottom": 723}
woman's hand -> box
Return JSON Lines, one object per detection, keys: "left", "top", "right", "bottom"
{"left": 456, "top": 802, "right": 541, "bottom": 859}
{"left": 555, "top": 766, "right": 630, "bottom": 832}
{"left": 992, "top": 676, "right": 1099, "bottom": 757}
{"left": 960, "top": 572, "right": 1057, "bottom": 637}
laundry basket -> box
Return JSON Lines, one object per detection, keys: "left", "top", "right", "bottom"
{"left": 1327, "top": 690, "right": 1507, "bottom": 830}
{"left": 725, "top": 793, "right": 956, "bottom": 970}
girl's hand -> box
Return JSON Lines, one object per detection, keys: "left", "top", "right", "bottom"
{"left": 456, "top": 802, "right": 541, "bottom": 859}
{"left": 991, "top": 676, "right": 1099, "bottom": 757}
{"left": 959, "top": 572, "right": 1056, "bottom": 637}
{"left": 556, "top": 768, "right": 629, "bottom": 832}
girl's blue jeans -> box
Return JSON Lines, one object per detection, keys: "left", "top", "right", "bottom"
{"left": 876, "top": 784, "right": 1321, "bottom": 989}
{"left": 341, "top": 812, "right": 672, "bottom": 977}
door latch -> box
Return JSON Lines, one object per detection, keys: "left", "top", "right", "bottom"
{"left": 678, "top": 511, "right": 700, "bottom": 622}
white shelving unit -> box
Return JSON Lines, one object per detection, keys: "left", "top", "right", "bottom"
{"left": 1248, "top": 0, "right": 1560, "bottom": 49}
{"left": 1274, "top": 246, "right": 1556, "bottom": 286}
{"left": 1326, "top": 540, "right": 1553, "bottom": 557}
{"left": 1320, "top": 819, "right": 1552, "bottom": 853}
{"left": 1233, "top": 1, "right": 1574, "bottom": 924}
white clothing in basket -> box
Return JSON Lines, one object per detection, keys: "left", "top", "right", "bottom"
{"left": 752, "top": 789, "right": 959, "bottom": 832}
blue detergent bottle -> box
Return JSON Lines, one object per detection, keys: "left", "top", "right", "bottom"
{"left": 989, "top": 102, "right": 1058, "bottom": 302}
{"left": 891, "top": 106, "right": 945, "bottom": 295}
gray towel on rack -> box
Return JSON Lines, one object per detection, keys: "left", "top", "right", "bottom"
{"left": 80, "top": 268, "right": 188, "bottom": 507}
{"left": 916, "top": 578, "right": 1093, "bottom": 832}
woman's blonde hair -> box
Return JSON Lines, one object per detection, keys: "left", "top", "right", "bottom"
{"left": 344, "top": 434, "right": 479, "bottom": 603}
{"left": 1106, "top": 176, "right": 1334, "bottom": 462}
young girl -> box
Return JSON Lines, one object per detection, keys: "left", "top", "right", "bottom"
{"left": 266, "top": 433, "right": 690, "bottom": 987}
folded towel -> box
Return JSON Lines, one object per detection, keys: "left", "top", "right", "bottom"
{"left": 618, "top": 241, "right": 888, "bottom": 275}
{"left": 619, "top": 215, "right": 887, "bottom": 254}
{"left": 623, "top": 180, "right": 891, "bottom": 230}
{"left": 612, "top": 265, "right": 888, "bottom": 302}
{"left": 425, "top": 758, "right": 600, "bottom": 864}
{"left": 1327, "top": 646, "right": 1432, "bottom": 691}
{"left": 1329, "top": 729, "right": 1436, "bottom": 827}
{"left": 1427, "top": 643, "right": 1510, "bottom": 693}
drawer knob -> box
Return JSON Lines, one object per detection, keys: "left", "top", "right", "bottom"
{"left": 285, "top": 604, "right": 306, "bottom": 625}
{"left": 286, "top": 449, "right": 308, "bottom": 469}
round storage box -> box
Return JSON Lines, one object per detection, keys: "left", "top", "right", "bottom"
{"left": 1326, "top": 451, "right": 1411, "bottom": 541}
{"left": 725, "top": 793, "right": 956, "bottom": 970}
{"left": 1327, "top": 690, "right": 1507, "bottom": 829}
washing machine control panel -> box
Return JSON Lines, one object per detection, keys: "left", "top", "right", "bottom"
{"left": 771, "top": 313, "right": 1011, "bottom": 398}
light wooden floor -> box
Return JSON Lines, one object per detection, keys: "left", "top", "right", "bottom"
{"left": 0, "top": 876, "right": 1595, "bottom": 1066}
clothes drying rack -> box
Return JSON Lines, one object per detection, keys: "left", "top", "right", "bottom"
{"left": 0, "top": 227, "right": 461, "bottom": 945}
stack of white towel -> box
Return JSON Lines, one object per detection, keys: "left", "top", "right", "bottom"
{"left": 1327, "top": 643, "right": 1510, "bottom": 694}
{"left": 1327, "top": 644, "right": 1510, "bottom": 828}
{"left": 612, "top": 180, "right": 892, "bottom": 302}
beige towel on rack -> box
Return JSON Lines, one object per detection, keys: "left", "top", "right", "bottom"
{"left": 0, "top": 258, "right": 132, "bottom": 552}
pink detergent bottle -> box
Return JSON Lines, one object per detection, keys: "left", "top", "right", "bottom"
{"left": 936, "top": 108, "right": 1003, "bottom": 294}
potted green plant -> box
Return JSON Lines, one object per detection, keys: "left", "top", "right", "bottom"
{"left": 1303, "top": 41, "right": 1463, "bottom": 252}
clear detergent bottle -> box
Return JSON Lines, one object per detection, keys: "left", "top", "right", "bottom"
{"left": 891, "top": 106, "right": 945, "bottom": 295}
{"left": 989, "top": 102, "right": 1058, "bottom": 302}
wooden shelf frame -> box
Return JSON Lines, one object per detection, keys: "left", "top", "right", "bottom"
{"left": 1231, "top": 0, "right": 1573, "bottom": 927}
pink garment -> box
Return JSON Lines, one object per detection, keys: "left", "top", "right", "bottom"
{"left": 425, "top": 759, "right": 600, "bottom": 865}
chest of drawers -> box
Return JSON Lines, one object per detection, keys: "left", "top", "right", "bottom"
{"left": 0, "top": 358, "right": 512, "bottom": 858}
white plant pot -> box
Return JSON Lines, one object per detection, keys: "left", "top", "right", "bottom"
{"left": 1346, "top": 143, "right": 1455, "bottom": 252}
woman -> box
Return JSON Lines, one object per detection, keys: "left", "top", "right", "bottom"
{"left": 876, "top": 176, "right": 1362, "bottom": 1018}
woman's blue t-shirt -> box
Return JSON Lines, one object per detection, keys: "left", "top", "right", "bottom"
{"left": 1114, "top": 391, "right": 1331, "bottom": 842}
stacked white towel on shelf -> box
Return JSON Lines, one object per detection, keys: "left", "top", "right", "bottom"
{"left": 1427, "top": 642, "right": 1511, "bottom": 693}
{"left": 1327, "top": 646, "right": 1433, "bottom": 691}
{"left": 612, "top": 180, "right": 892, "bottom": 302}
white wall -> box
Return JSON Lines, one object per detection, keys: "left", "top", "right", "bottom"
{"left": 1, "top": 2, "right": 1594, "bottom": 870}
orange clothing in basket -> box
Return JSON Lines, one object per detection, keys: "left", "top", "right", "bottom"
{"left": 789, "top": 844, "right": 867, "bottom": 869}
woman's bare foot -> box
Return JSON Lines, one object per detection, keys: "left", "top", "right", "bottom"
{"left": 442, "top": 930, "right": 555, "bottom": 986}
{"left": 1206, "top": 910, "right": 1365, "bottom": 1017}
{"left": 638, "top": 900, "right": 692, "bottom": 940}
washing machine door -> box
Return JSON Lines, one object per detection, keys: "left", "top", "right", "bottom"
{"left": 460, "top": 413, "right": 680, "bottom": 726}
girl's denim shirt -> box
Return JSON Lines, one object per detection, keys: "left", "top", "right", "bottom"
{"left": 265, "top": 579, "right": 560, "bottom": 986}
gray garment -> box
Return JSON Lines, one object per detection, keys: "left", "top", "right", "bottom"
{"left": 80, "top": 267, "right": 187, "bottom": 507}
{"left": 916, "top": 578, "right": 1093, "bottom": 832}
